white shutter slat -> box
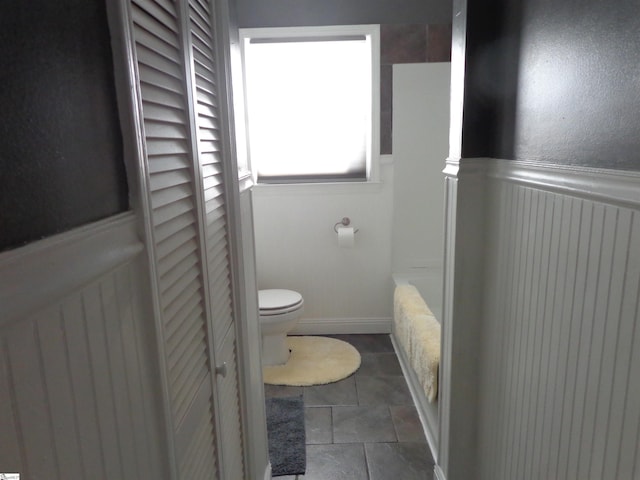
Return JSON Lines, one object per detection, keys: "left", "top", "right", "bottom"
{"left": 198, "top": 139, "right": 221, "bottom": 155}
{"left": 162, "top": 267, "right": 200, "bottom": 309}
{"left": 196, "top": 115, "right": 220, "bottom": 133}
{"left": 140, "top": 102, "right": 185, "bottom": 124}
{"left": 164, "top": 294, "right": 202, "bottom": 342}
{"left": 204, "top": 191, "right": 224, "bottom": 215}
{"left": 195, "top": 76, "right": 217, "bottom": 99}
{"left": 156, "top": 222, "right": 198, "bottom": 259}
{"left": 153, "top": 196, "right": 195, "bottom": 226}
{"left": 157, "top": 236, "right": 198, "bottom": 277}
{"left": 146, "top": 138, "right": 190, "bottom": 156}
{"left": 198, "top": 127, "right": 220, "bottom": 143}
{"left": 133, "top": 26, "right": 181, "bottom": 63}
{"left": 162, "top": 278, "right": 200, "bottom": 321}
{"left": 132, "top": 0, "right": 178, "bottom": 29}
{"left": 179, "top": 406, "right": 217, "bottom": 480}
{"left": 190, "top": 16, "right": 214, "bottom": 45}
{"left": 202, "top": 163, "right": 222, "bottom": 178}
{"left": 203, "top": 177, "right": 223, "bottom": 196}
{"left": 136, "top": 45, "right": 183, "bottom": 81}
{"left": 149, "top": 168, "right": 192, "bottom": 191}
{"left": 160, "top": 252, "right": 198, "bottom": 293}
{"left": 169, "top": 332, "right": 208, "bottom": 392}
{"left": 189, "top": 0, "right": 211, "bottom": 28}
{"left": 150, "top": 182, "right": 193, "bottom": 208}
{"left": 154, "top": 212, "right": 196, "bottom": 244}
{"left": 141, "top": 86, "right": 185, "bottom": 111}
{"left": 166, "top": 307, "right": 205, "bottom": 364}
{"left": 173, "top": 364, "right": 209, "bottom": 424}
{"left": 206, "top": 232, "right": 229, "bottom": 266}
{"left": 139, "top": 65, "right": 185, "bottom": 95}
{"left": 193, "top": 50, "right": 215, "bottom": 76}
{"left": 196, "top": 101, "right": 219, "bottom": 120}
{"left": 148, "top": 156, "right": 194, "bottom": 175}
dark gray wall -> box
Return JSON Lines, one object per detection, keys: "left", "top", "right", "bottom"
{"left": 237, "top": 0, "right": 452, "bottom": 27}
{"left": 0, "top": 0, "right": 128, "bottom": 251}
{"left": 460, "top": 0, "right": 640, "bottom": 170}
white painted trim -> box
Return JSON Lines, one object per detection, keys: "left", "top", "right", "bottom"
{"left": 451, "top": 157, "right": 640, "bottom": 208}
{"left": 434, "top": 464, "right": 447, "bottom": 480}
{"left": 251, "top": 179, "right": 386, "bottom": 196}
{"left": 0, "top": 212, "right": 142, "bottom": 326}
{"left": 291, "top": 317, "right": 392, "bottom": 335}
{"left": 263, "top": 463, "right": 272, "bottom": 480}
{"left": 238, "top": 169, "right": 255, "bottom": 192}
{"left": 390, "top": 334, "right": 439, "bottom": 461}
{"left": 379, "top": 153, "right": 394, "bottom": 165}
{"left": 486, "top": 158, "right": 640, "bottom": 208}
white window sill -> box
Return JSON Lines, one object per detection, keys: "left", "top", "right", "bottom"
{"left": 251, "top": 180, "right": 385, "bottom": 196}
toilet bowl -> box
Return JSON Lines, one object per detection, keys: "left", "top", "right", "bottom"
{"left": 259, "top": 289, "right": 304, "bottom": 366}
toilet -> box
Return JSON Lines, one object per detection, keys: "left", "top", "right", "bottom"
{"left": 259, "top": 289, "right": 304, "bottom": 366}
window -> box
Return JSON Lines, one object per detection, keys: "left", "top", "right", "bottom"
{"left": 240, "top": 26, "right": 380, "bottom": 184}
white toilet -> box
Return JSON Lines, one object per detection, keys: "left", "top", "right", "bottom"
{"left": 258, "top": 289, "right": 304, "bottom": 366}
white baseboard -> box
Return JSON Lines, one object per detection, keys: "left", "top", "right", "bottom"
{"left": 291, "top": 317, "right": 392, "bottom": 335}
{"left": 434, "top": 464, "right": 446, "bottom": 480}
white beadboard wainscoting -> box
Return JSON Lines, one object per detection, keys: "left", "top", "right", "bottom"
{"left": 251, "top": 162, "right": 395, "bottom": 334}
{"left": 438, "top": 158, "right": 640, "bottom": 480}
{"left": 0, "top": 214, "right": 167, "bottom": 479}
{"left": 479, "top": 161, "right": 640, "bottom": 480}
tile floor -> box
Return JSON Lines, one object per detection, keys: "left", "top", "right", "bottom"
{"left": 264, "top": 334, "right": 435, "bottom": 480}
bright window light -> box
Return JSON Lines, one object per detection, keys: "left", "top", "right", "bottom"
{"left": 241, "top": 27, "right": 378, "bottom": 183}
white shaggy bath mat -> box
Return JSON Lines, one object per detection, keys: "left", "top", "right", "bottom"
{"left": 263, "top": 336, "right": 361, "bottom": 386}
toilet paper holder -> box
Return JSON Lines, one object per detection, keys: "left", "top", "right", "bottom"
{"left": 333, "top": 217, "right": 359, "bottom": 234}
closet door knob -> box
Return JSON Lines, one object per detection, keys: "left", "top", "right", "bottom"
{"left": 215, "top": 362, "right": 227, "bottom": 378}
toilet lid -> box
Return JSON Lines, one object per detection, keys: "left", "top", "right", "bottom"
{"left": 258, "top": 289, "right": 303, "bottom": 311}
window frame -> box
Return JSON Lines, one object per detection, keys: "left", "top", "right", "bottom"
{"left": 238, "top": 24, "right": 381, "bottom": 185}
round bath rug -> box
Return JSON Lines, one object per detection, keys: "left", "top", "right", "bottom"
{"left": 263, "top": 336, "right": 361, "bottom": 386}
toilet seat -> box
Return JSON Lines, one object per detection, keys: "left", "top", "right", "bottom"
{"left": 259, "top": 289, "right": 303, "bottom": 316}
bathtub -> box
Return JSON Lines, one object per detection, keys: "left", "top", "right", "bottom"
{"left": 392, "top": 270, "right": 443, "bottom": 322}
{"left": 391, "top": 269, "right": 443, "bottom": 461}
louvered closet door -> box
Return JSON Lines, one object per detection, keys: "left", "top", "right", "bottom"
{"left": 186, "top": 1, "right": 245, "bottom": 478}
{"left": 129, "top": 1, "right": 221, "bottom": 479}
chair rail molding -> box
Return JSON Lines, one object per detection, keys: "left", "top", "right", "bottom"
{"left": 487, "top": 158, "right": 640, "bottom": 208}
{"left": 0, "top": 212, "right": 142, "bottom": 326}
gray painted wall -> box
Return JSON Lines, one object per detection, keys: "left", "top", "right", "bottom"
{"left": 0, "top": 0, "right": 128, "bottom": 251}
{"left": 459, "top": 0, "right": 640, "bottom": 171}
{"left": 236, "top": 0, "right": 452, "bottom": 27}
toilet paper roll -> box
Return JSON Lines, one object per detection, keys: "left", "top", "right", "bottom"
{"left": 337, "top": 226, "right": 355, "bottom": 248}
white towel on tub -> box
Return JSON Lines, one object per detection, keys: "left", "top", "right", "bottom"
{"left": 393, "top": 285, "right": 440, "bottom": 403}
{"left": 409, "top": 313, "right": 440, "bottom": 403}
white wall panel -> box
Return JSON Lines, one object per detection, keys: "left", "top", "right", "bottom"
{"left": 478, "top": 162, "right": 640, "bottom": 480}
{"left": 392, "top": 62, "right": 450, "bottom": 273}
{"left": 252, "top": 164, "right": 394, "bottom": 330}
{"left": 0, "top": 248, "right": 165, "bottom": 480}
